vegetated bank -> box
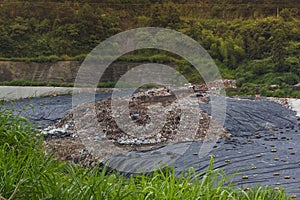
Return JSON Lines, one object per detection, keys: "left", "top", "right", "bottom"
{"left": 0, "top": 1, "right": 299, "bottom": 97}
{"left": 0, "top": 53, "right": 299, "bottom": 98}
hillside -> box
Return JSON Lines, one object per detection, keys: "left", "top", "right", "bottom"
{"left": 0, "top": 1, "right": 299, "bottom": 96}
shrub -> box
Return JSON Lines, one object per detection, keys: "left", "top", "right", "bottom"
{"left": 281, "top": 72, "right": 300, "bottom": 85}
{"left": 273, "top": 89, "right": 285, "bottom": 97}
{"left": 149, "top": 54, "right": 174, "bottom": 63}
{"left": 250, "top": 59, "right": 272, "bottom": 76}
{"left": 98, "top": 81, "right": 116, "bottom": 88}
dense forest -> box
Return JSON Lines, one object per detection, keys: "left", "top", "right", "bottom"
{"left": 0, "top": 0, "right": 300, "bottom": 96}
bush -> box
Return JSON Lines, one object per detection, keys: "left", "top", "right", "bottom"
{"left": 281, "top": 72, "right": 300, "bottom": 85}
{"left": 259, "top": 87, "right": 273, "bottom": 96}
{"left": 149, "top": 54, "right": 175, "bottom": 63}
{"left": 98, "top": 81, "right": 116, "bottom": 88}
{"left": 250, "top": 59, "right": 272, "bottom": 76}
{"left": 273, "top": 89, "right": 285, "bottom": 97}
{"left": 0, "top": 80, "right": 76, "bottom": 87}
{"left": 118, "top": 55, "right": 149, "bottom": 62}
{"left": 291, "top": 90, "right": 300, "bottom": 98}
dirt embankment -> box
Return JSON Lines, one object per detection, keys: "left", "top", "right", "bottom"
{"left": 0, "top": 61, "right": 157, "bottom": 83}
{"left": 0, "top": 61, "right": 80, "bottom": 83}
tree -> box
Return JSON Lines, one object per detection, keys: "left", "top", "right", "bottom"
{"left": 0, "top": 24, "right": 14, "bottom": 57}
{"left": 166, "top": 5, "right": 181, "bottom": 29}
{"left": 272, "top": 28, "right": 288, "bottom": 72}
{"left": 280, "top": 9, "right": 293, "bottom": 21}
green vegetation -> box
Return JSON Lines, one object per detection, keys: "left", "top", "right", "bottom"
{"left": 0, "top": 54, "right": 87, "bottom": 63}
{"left": 226, "top": 86, "right": 300, "bottom": 98}
{"left": 0, "top": 1, "right": 299, "bottom": 96}
{"left": 0, "top": 80, "right": 157, "bottom": 89}
{"left": 0, "top": 109, "right": 294, "bottom": 199}
{"left": 0, "top": 80, "right": 75, "bottom": 87}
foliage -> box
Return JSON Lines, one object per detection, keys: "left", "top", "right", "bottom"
{"left": 0, "top": 1, "right": 299, "bottom": 95}
{"left": 0, "top": 80, "right": 74, "bottom": 87}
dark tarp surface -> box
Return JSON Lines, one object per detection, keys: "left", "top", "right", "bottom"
{"left": 2, "top": 94, "right": 299, "bottom": 195}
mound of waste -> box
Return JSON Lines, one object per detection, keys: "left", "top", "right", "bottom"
{"left": 3, "top": 87, "right": 299, "bottom": 196}
{"left": 42, "top": 88, "right": 229, "bottom": 163}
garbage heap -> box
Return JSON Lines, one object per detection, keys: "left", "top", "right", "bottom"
{"left": 42, "top": 87, "right": 230, "bottom": 165}
{"left": 50, "top": 88, "right": 226, "bottom": 144}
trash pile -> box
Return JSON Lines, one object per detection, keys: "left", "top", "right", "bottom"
{"left": 104, "top": 88, "right": 178, "bottom": 145}
{"left": 41, "top": 87, "right": 230, "bottom": 165}
{"left": 190, "top": 79, "right": 236, "bottom": 100}
{"left": 43, "top": 88, "right": 228, "bottom": 144}
{"left": 208, "top": 79, "right": 236, "bottom": 88}
{"left": 190, "top": 79, "right": 236, "bottom": 91}
{"left": 266, "top": 97, "right": 292, "bottom": 110}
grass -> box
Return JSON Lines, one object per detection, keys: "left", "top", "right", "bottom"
{"left": 0, "top": 80, "right": 75, "bottom": 87}
{"left": 0, "top": 55, "right": 87, "bottom": 63}
{"left": 0, "top": 80, "right": 170, "bottom": 90}
{"left": 0, "top": 108, "right": 294, "bottom": 200}
{"left": 0, "top": 80, "right": 114, "bottom": 88}
{"left": 226, "top": 86, "right": 300, "bottom": 98}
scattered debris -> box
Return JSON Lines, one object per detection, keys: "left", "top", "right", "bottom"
{"left": 42, "top": 87, "right": 230, "bottom": 165}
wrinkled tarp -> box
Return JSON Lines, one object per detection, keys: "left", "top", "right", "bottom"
{"left": 107, "top": 96, "right": 300, "bottom": 195}
{"left": 199, "top": 96, "right": 297, "bottom": 135}
{"left": 2, "top": 92, "right": 112, "bottom": 127}
{"left": 2, "top": 94, "right": 300, "bottom": 195}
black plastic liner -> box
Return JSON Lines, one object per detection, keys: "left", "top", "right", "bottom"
{"left": 2, "top": 94, "right": 299, "bottom": 195}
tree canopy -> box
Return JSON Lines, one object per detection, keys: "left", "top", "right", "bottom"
{"left": 0, "top": 1, "right": 299, "bottom": 88}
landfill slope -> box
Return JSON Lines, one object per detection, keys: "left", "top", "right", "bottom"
{"left": 107, "top": 97, "right": 300, "bottom": 196}
{"left": 2, "top": 92, "right": 300, "bottom": 196}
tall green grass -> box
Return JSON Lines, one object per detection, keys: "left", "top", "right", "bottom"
{"left": 0, "top": 80, "right": 75, "bottom": 87}
{"left": 0, "top": 108, "right": 293, "bottom": 200}
{"left": 0, "top": 55, "right": 86, "bottom": 63}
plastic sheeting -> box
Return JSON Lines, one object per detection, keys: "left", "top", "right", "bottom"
{"left": 2, "top": 94, "right": 299, "bottom": 195}
{"left": 106, "top": 97, "right": 300, "bottom": 195}
{"left": 2, "top": 92, "right": 112, "bottom": 127}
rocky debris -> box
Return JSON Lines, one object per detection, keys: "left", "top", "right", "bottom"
{"left": 43, "top": 137, "right": 100, "bottom": 168}
{"left": 267, "top": 97, "right": 300, "bottom": 117}
{"left": 190, "top": 79, "right": 236, "bottom": 104}
{"left": 42, "top": 87, "right": 230, "bottom": 164}
{"left": 37, "top": 111, "right": 76, "bottom": 139}
{"left": 266, "top": 97, "right": 292, "bottom": 110}
{"left": 191, "top": 79, "right": 236, "bottom": 92}
{"left": 40, "top": 124, "right": 71, "bottom": 138}
{"left": 206, "top": 79, "right": 236, "bottom": 89}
